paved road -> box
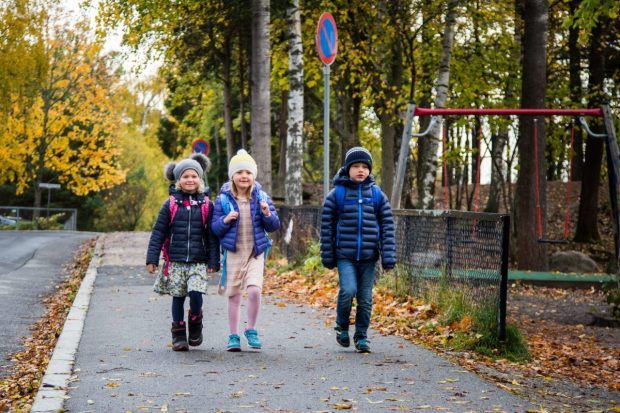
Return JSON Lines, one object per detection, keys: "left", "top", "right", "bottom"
{"left": 36, "top": 232, "right": 537, "bottom": 412}
{"left": 0, "top": 231, "right": 97, "bottom": 377}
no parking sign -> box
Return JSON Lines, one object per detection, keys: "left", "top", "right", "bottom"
{"left": 191, "top": 139, "right": 210, "bottom": 155}
{"left": 316, "top": 12, "right": 338, "bottom": 66}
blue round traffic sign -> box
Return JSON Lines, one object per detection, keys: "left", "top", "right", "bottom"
{"left": 316, "top": 12, "right": 338, "bottom": 66}
{"left": 191, "top": 139, "right": 210, "bottom": 155}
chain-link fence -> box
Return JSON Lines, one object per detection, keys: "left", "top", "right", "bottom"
{"left": 272, "top": 206, "right": 509, "bottom": 340}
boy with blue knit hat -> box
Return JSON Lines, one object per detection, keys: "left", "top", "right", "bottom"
{"left": 320, "top": 147, "right": 396, "bottom": 353}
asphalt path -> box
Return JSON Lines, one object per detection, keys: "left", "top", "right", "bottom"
{"left": 54, "top": 233, "right": 536, "bottom": 412}
{"left": 0, "top": 231, "right": 97, "bottom": 377}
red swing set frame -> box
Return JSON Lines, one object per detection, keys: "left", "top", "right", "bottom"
{"left": 414, "top": 106, "right": 612, "bottom": 244}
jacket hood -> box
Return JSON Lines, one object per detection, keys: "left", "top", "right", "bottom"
{"left": 332, "top": 167, "right": 375, "bottom": 187}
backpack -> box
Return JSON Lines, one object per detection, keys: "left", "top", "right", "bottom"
{"left": 161, "top": 195, "right": 210, "bottom": 277}
{"left": 334, "top": 184, "right": 382, "bottom": 215}
{"left": 218, "top": 190, "right": 271, "bottom": 294}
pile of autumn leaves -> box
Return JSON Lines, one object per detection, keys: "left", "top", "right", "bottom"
{"left": 0, "top": 239, "right": 94, "bottom": 412}
{"left": 263, "top": 258, "right": 620, "bottom": 396}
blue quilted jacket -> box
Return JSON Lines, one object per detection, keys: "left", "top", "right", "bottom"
{"left": 211, "top": 181, "right": 280, "bottom": 255}
{"left": 320, "top": 168, "right": 396, "bottom": 269}
{"left": 146, "top": 190, "right": 220, "bottom": 270}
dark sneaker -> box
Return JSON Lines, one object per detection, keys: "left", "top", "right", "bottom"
{"left": 171, "top": 321, "right": 189, "bottom": 351}
{"left": 244, "top": 329, "right": 262, "bottom": 349}
{"left": 188, "top": 311, "right": 203, "bottom": 346}
{"left": 227, "top": 334, "right": 241, "bottom": 352}
{"left": 354, "top": 338, "right": 371, "bottom": 353}
{"left": 334, "top": 325, "right": 350, "bottom": 347}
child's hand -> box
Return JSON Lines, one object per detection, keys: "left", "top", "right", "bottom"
{"left": 146, "top": 263, "right": 157, "bottom": 274}
{"left": 223, "top": 211, "right": 239, "bottom": 224}
{"left": 207, "top": 267, "right": 216, "bottom": 273}
{"left": 260, "top": 200, "right": 271, "bottom": 217}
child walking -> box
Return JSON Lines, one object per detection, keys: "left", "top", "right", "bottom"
{"left": 146, "top": 153, "right": 220, "bottom": 351}
{"left": 320, "top": 147, "right": 396, "bottom": 353}
{"left": 212, "top": 149, "right": 280, "bottom": 351}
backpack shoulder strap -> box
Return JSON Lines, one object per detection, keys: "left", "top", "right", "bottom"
{"left": 371, "top": 186, "right": 382, "bottom": 215}
{"left": 219, "top": 193, "right": 233, "bottom": 215}
{"left": 168, "top": 195, "right": 179, "bottom": 224}
{"left": 335, "top": 185, "right": 346, "bottom": 215}
{"left": 200, "top": 196, "right": 210, "bottom": 226}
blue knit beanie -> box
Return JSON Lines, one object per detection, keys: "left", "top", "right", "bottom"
{"left": 344, "top": 147, "right": 373, "bottom": 173}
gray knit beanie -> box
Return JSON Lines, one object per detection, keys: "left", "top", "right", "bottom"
{"left": 164, "top": 153, "right": 212, "bottom": 181}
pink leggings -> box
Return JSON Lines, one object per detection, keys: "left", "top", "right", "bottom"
{"left": 228, "top": 285, "right": 261, "bottom": 334}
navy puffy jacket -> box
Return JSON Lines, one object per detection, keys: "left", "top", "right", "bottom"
{"left": 211, "top": 181, "right": 280, "bottom": 255}
{"left": 146, "top": 190, "right": 220, "bottom": 270}
{"left": 320, "top": 168, "right": 396, "bottom": 269}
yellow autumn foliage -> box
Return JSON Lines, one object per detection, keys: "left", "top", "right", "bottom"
{"left": 0, "top": 14, "right": 125, "bottom": 199}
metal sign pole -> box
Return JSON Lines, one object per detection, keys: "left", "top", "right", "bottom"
{"left": 323, "top": 65, "right": 331, "bottom": 200}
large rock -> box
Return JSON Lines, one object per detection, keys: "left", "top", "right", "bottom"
{"left": 549, "top": 250, "right": 601, "bottom": 274}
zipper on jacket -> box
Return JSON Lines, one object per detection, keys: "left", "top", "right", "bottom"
{"left": 186, "top": 195, "right": 192, "bottom": 262}
{"left": 357, "top": 185, "right": 362, "bottom": 261}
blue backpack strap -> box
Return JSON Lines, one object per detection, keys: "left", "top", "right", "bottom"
{"left": 257, "top": 190, "right": 272, "bottom": 256}
{"left": 335, "top": 185, "right": 346, "bottom": 214}
{"left": 371, "top": 186, "right": 381, "bottom": 215}
{"left": 219, "top": 193, "right": 234, "bottom": 215}
{"left": 217, "top": 193, "right": 234, "bottom": 294}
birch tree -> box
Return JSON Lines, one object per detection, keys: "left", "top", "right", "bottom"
{"left": 251, "top": 0, "right": 272, "bottom": 193}
{"left": 417, "top": 0, "right": 459, "bottom": 209}
{"left": 285, "top": 0, "right": 303, "bottom": 206}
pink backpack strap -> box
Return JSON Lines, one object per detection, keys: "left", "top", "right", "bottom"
{"left": 200, "top": 196, "right": 210, "bottom": 226}
{"left": 161, "top": 195, "right": 179, "bottom": 278}
{"left": 168, "top": 195, "right": 179, "bottom": 222}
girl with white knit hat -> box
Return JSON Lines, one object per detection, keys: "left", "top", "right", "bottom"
{"left": 211, "top": 149, "right": 280, "bottom": 351}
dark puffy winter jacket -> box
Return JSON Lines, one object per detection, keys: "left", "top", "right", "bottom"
{"left": 146, "top": 190, "right": 220, "bottom": 270}
{"left": 211, "top": 181, "right": 280, "bottom": 255}
{"left": 320, "top": 168, "right": 396, "bottom": 269}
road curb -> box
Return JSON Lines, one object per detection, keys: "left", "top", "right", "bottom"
{"left": 30, "top": 236, "right": 104, "bottom": 413}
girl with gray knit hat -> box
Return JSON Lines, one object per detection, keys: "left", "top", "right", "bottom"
{"left": 146, "top": 153, "right": 220, "bottom": 351}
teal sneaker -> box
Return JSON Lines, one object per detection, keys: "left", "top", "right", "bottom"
{"left": 244, "top": 329, "right": 262, "bottom": 349}
{"left": 334, "top": 325, "right": 350, "bottom": 347}
{"left": 354, "top": 338, "right": 371, "bottom": 353}
{"left": 227, "top": 334, "right": 241, "bottom": 352}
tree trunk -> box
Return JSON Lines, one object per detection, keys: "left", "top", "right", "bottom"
{"left": 412, "top": 0, "right": 436, "bottom": 209}
{"left": 418, "top": 0, "right": 458, "bottom": 209}
{"left": 285, "top": 0, "right": 304, "bottom": 206}
{"left": 515, "top": 0, "right": 548, "bottom": 271}
{"left": 374, "top": 0, "right": 404, "bottom": 200}
{"left": 568, "top": 0, "right": 583, "bottom": 181}
{"left": 238, "top": 32, "right": 249, "bottom": 150}
{"left": 484, "top": 129, "right": 508, "bottom": 212}
{"left": 574, "top": 20, "right": 606, "bottom": 242}
{"left": 222, "top": 40, "right": 235, "bottom": 162}
{"left": 251, "top": 0, "right": 272, "bottom": 193}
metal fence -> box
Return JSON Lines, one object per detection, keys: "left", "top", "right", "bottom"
{"left": 272, "top": 206, "right": 510, "bottom": 340}
{"left": 0, "top": 206, "right": 78, "bottom": 231}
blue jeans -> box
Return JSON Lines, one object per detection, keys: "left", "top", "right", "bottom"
{"left": 336, "top": 259, "right": 376, "bottom": 339}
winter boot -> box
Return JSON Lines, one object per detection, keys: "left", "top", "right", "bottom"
{"left": 171, "top": 321, "right": 189, "bottom": 351}
{"left": 188, "top": 311, "right": 203, "bottom": 346}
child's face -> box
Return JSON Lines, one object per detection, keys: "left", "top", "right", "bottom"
{"left": 179, "top": 169, "right": 200, "bottom": 193}
{"left": 348, "top": 162, "right": 370, "bottom": 183}
{"left": 232, "top": 170, "right": 254, "bottom": 193}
